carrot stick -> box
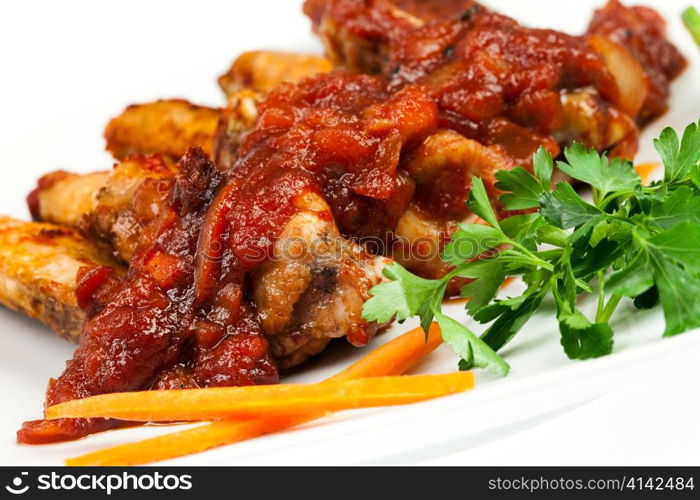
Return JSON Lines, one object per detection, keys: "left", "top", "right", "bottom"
{"left": 68, "top": 418, "right": 311, "bottom": 467}
{"left": 330, "top": 322, "right": 443, "bottom": 381}
{"left": 66, "top": 323, "right": 444, "bottom": 466}
{"left": 47, "top": 372, "right": 472, "bottom": 422}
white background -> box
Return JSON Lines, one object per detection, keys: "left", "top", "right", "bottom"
{"left": 0, "top": 0, "right": 699, "bottom": 466}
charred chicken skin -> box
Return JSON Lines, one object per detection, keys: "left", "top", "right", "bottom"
{"left": 11, "top": 0, "right": 685, "bottom": 443}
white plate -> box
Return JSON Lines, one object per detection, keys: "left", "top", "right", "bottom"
{"left": 1, "top": 0, "right": 699, "bottom": 466}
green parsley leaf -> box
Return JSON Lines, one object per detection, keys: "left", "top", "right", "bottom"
{"left": 690, "top": 164, "right": 700, "bottom": 189}
{"left": 540, "top": 183, "right": 601, "bottom": 229}
{"left": 362, "top": 262, "right": 440, "bottom": 324}
{"left": 589, "top": 219, "right": 616, "bottom": 247}
{"left": 457, "top": 260, "right": 506, "bottom": 316}
{"left": 606, "top": 250, "right": 654, "bottom": 298}
{"left": 441, "top": 224, "right": 503, "bottom": 266}
{"left": 556, "top": 143, "right": 640, "bottom": 199}
{"left": 684, "top": 7, "right": 700, "bottom": 47}
{"left": 648, "top": 185, "right": 700, "bottom": 229}
{"left": 435, "top": 311, "right": 510, "bottom": 376}
{"left": 477, "top": 292, "right": 545, "bottom": 352}
{"left": 500, "top": 213, "right": 546, "bottom": 250}
{"left": 558, "top": 308, "right": 614, "bottom": 360}
{"left": 649, "top": 254, "right": 700, "bottom": 336}
{"left": 655, "top": 121, "right": 700, "bottom": 184}
{"left": 495, "top": 167, "right": 543, "bottom": 210}
{"left": 613, "top": 222, "right": 700, "bottom": 335}
{"left": 362, "top": 121, "right": 700, "bottom": 376}
{"left": 643, "top": 220, "right": 700, "bottom": 274}
{"left": 570, "top": 238, "right": 626, "bottom": 280}
{"left": 533, "top": 147, "right": 553, "bottom": 189}
{"left": 536, "top": 223, "right": 569, "bottom": 248}
{"left": 468, "top": 177, "right": 500, "bottom": 229}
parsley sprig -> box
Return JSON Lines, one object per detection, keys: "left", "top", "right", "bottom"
{"left": 363, "top": 120, "right": 700, "bottom": 375}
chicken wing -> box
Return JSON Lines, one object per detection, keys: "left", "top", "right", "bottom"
{"left": 103, "top": 53, "right": 333, "bottom": 166}
{"left": 305, "top": 0, "right": 685, "bottom": 158}
{"left": 27, "top": 171, "right": 110, "bottom": 228}
{"left": 252, "top": 191, "right": 389, "bottom": 369}
{"left": 27, "top": 156, "right": 389, "bottom": 370}
{"left": 214, "top": 52, "right": 335, "bottom": 167}
{"left": 218, "top": 51, "right": 333, "bottom": 97}
{"left": 29, "top": 155, "right": 177, "bottom": 262}
{"left": 104, "top": 99, "right": 220, "bottom": 161}
{"left": 394, "top": 129, "right": 519, "bottom": 294}
{"left": 0, "top": 217, "right": 122, "bottom": 341}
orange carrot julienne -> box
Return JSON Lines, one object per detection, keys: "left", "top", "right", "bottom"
{"left": 47, "top": 372, "right": 473, "bottom": 422}
{"left": 65, "top": 323, "right": 444, "bottom": 466}
{"left": 329, "top": 322, "right": 443, "bottom": 381}
{"left": 68, "top": 418, "right": 311, "bottom": 467}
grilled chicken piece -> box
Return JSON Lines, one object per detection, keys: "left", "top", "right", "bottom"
{"left": 18, "top": 149, "right": 279, "bottom": 444}
{"left": 306, "top": 0, "right": 421, "bottom": 73}
{"left": 394, "top": 130, "right": 518, "bottom": 293}
{"left": 252, "top": 191, "right": 389, "bottom": 369}
{"left": 392, "top": 203, "right": 457, "bottom": 283}
{"left": 402, "top": 129, "right": 517, "bottom": 217}
{"left": 83, "top": 155, "right": 177, "bottom": 262}
{"left": 557, "top": 88, "right": 639, "bottom": 159}
{"left": 306, "top": 0, "right": 684, "bottom": 160}
{"left": 27, "top": 159, "right": 390, "bottom": 369}
{"left": 391, "top": 0, "right": 479, "bottom": 22}
{"left": 27, "top": 171, "right": 110, "bottom": 228}
{"left": 0, "top": 217, "right": 122, "bottom": 341}
{"left": 304, "top": 0, "right": 475, "bottom": 26}
{"left": 102, "top": 54, "right": 332, "bottom": 167}
{"left": 30, "top": 155, "right": 177, "bottom": 263}
{"left": 588, "top": 0, "right": 686, "bottom": 123}
{"left": 104, "top": 99, "right": 220, "bottom": 161}
{"left": 218, "top": 51, "right": 333, "bottom": 97}
{"left": 306, "top": 0, "right": 422, "bottom": 73}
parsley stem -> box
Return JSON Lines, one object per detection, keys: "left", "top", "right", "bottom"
{"left": 595, "top": 271, "right": 605, "bottom": 322}
{"left": 508, "top": 240, "right": 554, "bottom": 271}
{"left": 536, "top": 249, "right": 563, "bottom": 261}
{"left": 598, "top": 293, "right": 622, "bottom": 324}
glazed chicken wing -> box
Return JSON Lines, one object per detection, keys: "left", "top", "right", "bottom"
{"left": 103, "top": 53, "right": 333, "bottom": 165}
{"left": 0, "top": 217, "right": 122, "bottom": 341}
{"left": 213, "top": 88, "right": 264, "bottom": 169}
{"left": 253, "top": 190, "right": 389, "bottom": 368}
{"left": 27, "top": 171, "right": 110, "bottom": 228}
{"left": 27, "top": 157, "right": 389, "bottom": 371}
{"left": 218, "top": 51, "right": 333, "bottom": 97}
{"left": 30, "top": 155, "right": 177, "bottom": 262}
{"left": 104, "top": 99, "right": 220, "bottom": 161}
{"left": 305, "top": 0, "right": 684, "bottom": 157}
